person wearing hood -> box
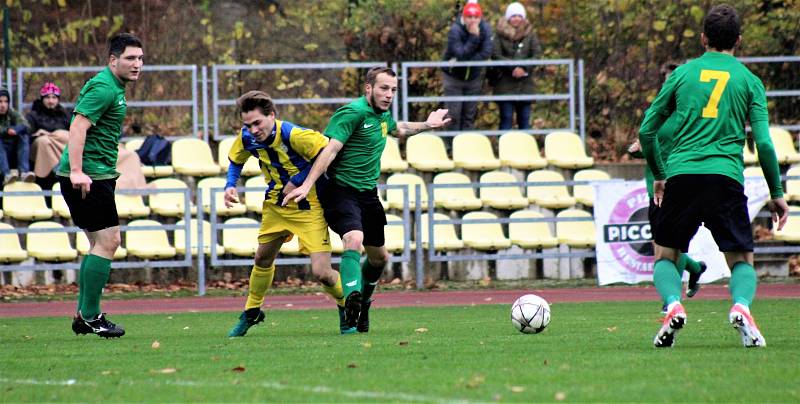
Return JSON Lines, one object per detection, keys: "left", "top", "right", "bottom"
{"left": 491, "top": 2, "right": 541, "bottom": 130}
{"left": 0, "top": 87, "right": 33, "bottom": 184}
{"left": 26, "top": 82, "right": 71, "bottom": 188}
{"left": 442, "top": 1, "right": 493, "bottom": 131}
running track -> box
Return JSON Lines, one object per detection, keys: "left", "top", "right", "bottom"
{"left": 1, "top": 284, "right": 798, "bottom": 318}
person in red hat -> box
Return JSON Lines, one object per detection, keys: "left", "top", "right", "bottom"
{"left": 26, "top": 82, "right": 71, "bottom": 188}
{"left": 442, "top": 0, "right": 493, "bottom": 131}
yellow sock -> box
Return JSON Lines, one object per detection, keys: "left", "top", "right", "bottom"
{"left": 245, "top": 264, "right": 275, "bottom": 310}
{"left": 322, "top": 272, "right": 345, "bottom": 306}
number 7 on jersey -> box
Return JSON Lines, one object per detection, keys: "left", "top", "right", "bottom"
{"left": 700, "top": 69, "right": 730, "bottom": 119}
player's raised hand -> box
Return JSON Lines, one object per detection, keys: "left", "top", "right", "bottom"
{"left": 426, "top": 109, "right": 451, "bottom": 129}
{"left": 282, "top": 183, "right": 310, "bottom": 206}
{"left": 224, "top": 187, "right": 239, "bottom": 208}
{"left": 768, "top": 197, "right": 789, "bottom": 231}
{"left": 70, "top": 171, "right": 92, "bottom": 199}
{"left": 653, "top": 180, "right": 665, "bottom": 207}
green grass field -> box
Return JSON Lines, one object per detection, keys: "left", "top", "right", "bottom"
{"left": 1, "top": 299, "right": 798, "bottom": 402}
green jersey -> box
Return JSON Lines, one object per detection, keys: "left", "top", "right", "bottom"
{"left": 324, "top": 96, "right": 397, "bottom": 191}
{"left": 57, "top": 67, "right": 127, "bottom": 180}
{"left": 639, "top": 51, "right": 783, "bottom": 198}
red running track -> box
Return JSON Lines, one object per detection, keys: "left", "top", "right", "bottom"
{"left": 1, "top": 284, "right": 798, "bottom": 318}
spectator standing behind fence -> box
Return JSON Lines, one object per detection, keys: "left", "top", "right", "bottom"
{"left": 26, "top": 82, "right": 70, "bottom": 189}
{"left": 491, "top": 2, "right": 541, "bottom": 130}
{"left": 0, "top": 88, "right": 33, "bottom": 185}
{"left": 442, "top": 0, "right": 493, "bottom": 131}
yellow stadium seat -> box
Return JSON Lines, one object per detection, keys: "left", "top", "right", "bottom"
{"left": 499, "top": 131, "right": 548, "bottom": 170}
{"left": 0, "top": 209, "right": 3, "bottom": 219}
{"left": 386, "top": 173, "right": 428, "bottom": 210}
{"left": 125, "top": 138, "right": 144, "bottom": 152}
{"left": 174, "top": 219, "right": 224, "bottom": 256}
{"left": 509, "top": 209, "right": 559, "bottom": 249}
{"left": 742, "top": 143, "right": 757, "bottom": 165}
{"left": 172, "top": 138, "right": 221, "bottom": 177}
{"left": 149, "top": 178, "right": 196, "bottom": 217}
{"left": 218, "top": 136, "right": 262, "bottom": 176}
{"left": 26, "top": 221, "right": 77, "bottom": 262}
{"left": 556, "top": 209, "right": 596, "bottom": 247}
{"left": 544, "top": 131, "right": 594, "bottom": 169}
{"left": 420, "top": 212, "right": 464, "bottom": 251}
{"left": 222, "top": 217, "right": 259, "bottom": 257}
{"left": 406, "top": 133, "right": 455, "bottom": 172}
{"left": 198, "top": 177, "right": 247, "bottom": 216}
{"left": 381, "top": 136, "right": 409, "bottom": 173}
{"left": 0, "top": 223, "right": 27, "bottom": 263}
{"left": 280, "top": 235, "right": 301, "bottom": 255}
{"left": 244, "top": 176, "right": 268, "bottom": 213}
{"left": 572, "top": 169, "right": 611, "bottom": 206}
{"left": 785, "top": 166, "right": 800, "bottom": 202}
{"left": 115, "top": 193, "right": 151, "bottom": 219}
{"left": 385, "top": 213, "right": 412, "bottom": 253}
{"left": 51, "top": 182, "right": 71, "bottom": 219}
{"left": 432, "top": 172, "right": 482, "bottom": 211}
{"left": 479, "top": 171, "right": 529, "bottom": 210}
{"left": 125, "top": 219, "right": 177, "bottom": 259}
{"left": 329, "top": 228, "right": 344, "bottom": 254}
{"left": 461, "top": 211, "right": 512, "bottom": 250}
{"left": 3, "top": 182, "right": 53, "bottom": 221}
{"left": 773, "top": 206, "right": 800, "bottom": 242}
{"left": 769, "top": 127, "right": 800, "bottom": 164}
{"left": 526, "top": 170, "right": 576, "bottom": 209}
{"left": 76, "top": 232, "right": 127, "bottom": 259}
{"left": 453, "top": 132, "right": 501, "bottom": 171}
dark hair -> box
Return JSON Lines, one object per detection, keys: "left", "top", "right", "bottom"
{"left": 108, "top": 33, "right": 143, "bottom": 57}
{"left": 365, "top": 67, "right": 397, "bottom": 86}
{"left": 703, "top": 4, "right": 741, "bottom": 51}
{"left": 237, "top": 90, "right": 276, "bottom": 116}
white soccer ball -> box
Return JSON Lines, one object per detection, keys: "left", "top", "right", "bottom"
{"left": 511, "top": 294, "right": 551, "bottom": 334}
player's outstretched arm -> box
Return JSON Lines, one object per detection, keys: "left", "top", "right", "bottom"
{"left": 395, "top": 108, "right": 451, "bottom": 138}
{"left": 282, "top": 138, "right": 344, "bottom": 205}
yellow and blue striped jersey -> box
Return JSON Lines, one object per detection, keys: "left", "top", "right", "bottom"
{"left": 227, "top": 119, "right": 328, "bottom": 210}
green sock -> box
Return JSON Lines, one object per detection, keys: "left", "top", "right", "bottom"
{"left": 729, "top": 261, "right": 757, "bottom": 307}
{"left": 653, "top": 259, "right": 682, "bottom": 305}
{"left": 361, "top": 259, "right": 385, "bottom": 302}
{"left": 80, "top": 254, "right": 112, "bottom": 320}
{"left": 340, "top": 250, "right": 362, "bottom": 298}
{"left": 680, "top": 253, "right": 702, "bottom": 275}
{"left": 76, "top": 257, "right": 88, "bottom": 313}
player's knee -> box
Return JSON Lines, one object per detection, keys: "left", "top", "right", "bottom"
{"left": 369, "top": 252, "right": 390, "bottom": 268}
{"left": 253, "top": 251, "right": 274, "bottom": 268}
{"left": 342, "top": 232, "right": 364, "bottom": 251}
{"left": 97, "top": 231, "right": 121, "bottom": 253}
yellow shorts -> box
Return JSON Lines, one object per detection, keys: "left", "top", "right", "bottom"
{"left": 258, "top": 202, "right": 331, "bottom": 254}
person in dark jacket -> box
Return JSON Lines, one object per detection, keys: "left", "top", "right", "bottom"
{"left": 26, "top": 82, "right": 70, "bottom": 186}
{"left": 442, "top": 1, "right": 493, "bottom": 131}
{"left": 0, "top": 88, "right": 33, "bottom": 185}
{"left": 492, "top": 2, "right": 541, "bottom": 130}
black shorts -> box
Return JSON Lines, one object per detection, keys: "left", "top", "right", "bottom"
{"left": 318, "top": 182, "right": 386, "bottom": 247}
{"left": 59, "top": 176, "right": 119, "bottom": 232}
{"left": 654, "top": 174, "right": 753, "bottom": 253}
{"left": 648, "top": 198, "right": 660, "bottom": 240}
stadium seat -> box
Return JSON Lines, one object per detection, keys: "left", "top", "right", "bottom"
{"left": 453, "top": 132, "right": 501, "bottom": 171}
{"left": 544, "top": 131, "right": 594, "bottom": 169}
{"left": 526, "top": 170, "right": 576, "bottom": 209}
{"left": 385, "top": 213, "right": 412, "bottom": 253}
{"left": 742, "top": 143, "right": 757, "bottom": 165}
{"left": 461, "top": 211, "right": 512, "bottom": 250}
{"left": 222, "top": 217, "right": 259, "bottom": 257}
{"left": 198, "top": 177, "right": 247, "bottom": 216}
{"left": 572, "top": 169, "right": 612, "bottom": 206}
{"left": 479, "top": 171, "right": 529, "bottom": 210}
{"left": 51, "top": 183, "right": 71, "bottom": 219}
{"left": 556, "top": 209, "right": 596, "bottom": 247}
{"left": 0, "top": 223, "right": 28, "bottom": 263}
{"left": 149, "top": 178, "right": 196, "bottom": 217}
{"left": 76, "top": 232, "right": 127, "bottom": 259}
{"left": 126, "top": 219, "right": 177, "bottom": 259}
{"left": 2, "top": 182, "right": 53, "bottom": 221}
{"left": 773, "top": 206, "right": 800, "bottom": 242}
{"left": 406, "top": 133, "right": 455, "bottom": 172}
{"left": 329, "top": 228, "right": 344, "bottom": 254}
{"left": 244, "top": 176, "right": 267, "bottom": 213}
{"left": 509, "top": 209, "right": 559, "bottom": 249}
{"left": 380, "top": 136, "right": 409, "bottom": 173}
{"left": 420, "top": 212, "right": 464, "bottom": 251}
{"left": 174, "top": 219, "right": 224, "bottom": 256}
{"left": 498, "top": 131, "right": 548, "bottom": 170}
{"left": 784, "top": 166, "right": 800, "bottom": 202}
{"left": 172, "top": 138, "right": 221, "bottom": 177}
{"left": 115, "top": 192, "right": 151, "bottom": 219}
{"left": 26, "top": 221, "right": 77, "bottom": 262}
{"left": 386, "top": 173, "right": 428, "bottom": 210}
{"left": 0, "top": 208, "right": 3, "bottom": 220}
{"left": 218, "top": 136, "right": 262, "bottom": 176}
{"left": 125, "top": 138, "right": 144, "bottom": 152}
{"left": 432, "top": 172, "right": 482, "bottom": 211}
{"left": 769, "top": 127, "right": 800, "bottom": 164}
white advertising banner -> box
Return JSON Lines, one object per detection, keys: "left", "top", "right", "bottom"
{"left": 593, "top": 177, "right": 769, "bottom": 286}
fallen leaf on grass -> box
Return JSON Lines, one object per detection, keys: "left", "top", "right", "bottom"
{"left": 152, "top": 368, "right": 177, "bottom": 374}
{"left": 543, "top": 359, "right": 548, "bottom": 365}
{"left": 555, "top": 392, "right": 566, "bottom": 401}
{"left": 23, "top": 335, "right": 33, "bottom": 340}
{"left": 415, "top": 328, "right": 428, "bottom": 333}
{"left": 100, "top": 370, "right": 118, "bottom": 376}
{"left": 347, "top": 363, "right": 357, "bottom": 368}
{"left": 398, "top": 341, "right": 409, "bottom": 346}
{"left": 361, "top": 342, "right": 372, "bottom": 349}
{"left": 606, "top": 326, "right": 617, "bottom": 332}
{"left": 211, "top": 356, "right": 220, "bottom": 361}
{"left": 510, "top": 386, "right": 525, "bottom": 393}
{"left": 232, "top": 366, "right": 246, "bottom": 373}
{"left": 151, "top": 341, "right": 161, "bottom": 349}
{"left": 182, "top": 326, "right": 190, "bottom": 330}
{"left": 465, "top": 375, "right": 485, "bottom": 389}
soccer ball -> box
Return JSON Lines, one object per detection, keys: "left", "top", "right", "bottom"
{"left": 511, "top": 294, "right": 551, "bottom": 334}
